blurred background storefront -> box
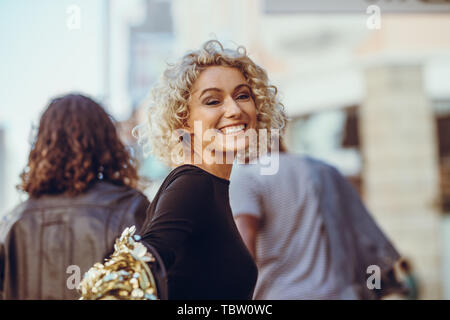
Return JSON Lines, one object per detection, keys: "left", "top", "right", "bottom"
{"left": 1, "top": 0, "right": 450, "bottom": 299}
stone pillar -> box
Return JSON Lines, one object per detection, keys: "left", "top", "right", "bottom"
{"left": 360, "top": 65, "right": 442, "bottom": 299}
{"left": 0, "top": 128, "right": 5, "bottom": 215}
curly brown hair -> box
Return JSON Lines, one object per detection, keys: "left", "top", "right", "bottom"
{"left": 19, "top": 94, "right": 139, "bottom": 197}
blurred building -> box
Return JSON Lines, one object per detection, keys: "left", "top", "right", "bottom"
{"left": 128, "top": 0, "right": 174, "bottom": 107}
{"left": 168, "top": 0, "right": 450, "bottom": 299}
{"left": 355, "top": 15, "right": 450, "bottom": 300}
{"left": 111, "top": 0, "right": 450, "bottom": 299}
{"left": 0, "top": 127, "right": 5, "bottom": 214}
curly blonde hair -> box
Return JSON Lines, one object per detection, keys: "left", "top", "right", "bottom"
{"left": 134, "top": 40, "right": 287, "bottom": 167}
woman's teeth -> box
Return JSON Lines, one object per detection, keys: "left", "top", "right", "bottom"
{"left": 221, "top": 124, "right": 245, "bottom": 135}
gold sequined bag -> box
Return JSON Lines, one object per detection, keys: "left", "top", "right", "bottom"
{"left": 78, "top": 226, "right": 168, "bottom": 300}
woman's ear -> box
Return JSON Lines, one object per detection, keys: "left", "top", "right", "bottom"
{"left": 181, "top": 116, "right": 196, "bottom": 135}
{"left": 176, "top": 128, "right": 192, "bottom": 144}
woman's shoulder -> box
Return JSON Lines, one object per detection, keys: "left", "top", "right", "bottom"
{"left": 144, "top": 165, "right": 215, "bottom": 227}
{"left": 161, "top": 165, "right": 215, "bottom": 196}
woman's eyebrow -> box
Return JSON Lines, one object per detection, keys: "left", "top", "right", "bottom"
{"left": 199, "top": 88, "right": 222, "bottom": 99}
{"left": 233, "top": 84, "right": 252, "bottom": 93}
{"left": 197, "top": 84, "right": 251, "bottom": 98}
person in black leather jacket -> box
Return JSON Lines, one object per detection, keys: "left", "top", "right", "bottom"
{"left": 0, "top": 94, "right": 150, "bottom": 299}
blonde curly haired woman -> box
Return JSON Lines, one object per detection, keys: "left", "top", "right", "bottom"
{"left": 136, "top": 40, "right": 286, "bottom": 300}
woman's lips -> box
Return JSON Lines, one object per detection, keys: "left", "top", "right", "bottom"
{"left": 219, "top": 124, "right": 246, "bottom": 135}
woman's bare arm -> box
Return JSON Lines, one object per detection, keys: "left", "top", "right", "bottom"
{"left": 234, "top": 214, "right": 260, "bottom": 260}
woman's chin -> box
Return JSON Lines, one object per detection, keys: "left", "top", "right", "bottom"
{"left": 222, "top": 147, "right": 249, "bottom": 159}
{"left": 209, "top": 146, "right": 245, "bottom": 162}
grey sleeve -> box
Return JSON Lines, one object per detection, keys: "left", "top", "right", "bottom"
{"left": 229, "top": 167, "right": 263, "bottom": 219}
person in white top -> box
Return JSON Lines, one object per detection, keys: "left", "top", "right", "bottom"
{"left": 230, "top": 141, "right": 401, "bottom": 299}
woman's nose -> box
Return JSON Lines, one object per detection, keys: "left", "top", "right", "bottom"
{"left": 223, "top": 96, "right": 242, "bottom": 118}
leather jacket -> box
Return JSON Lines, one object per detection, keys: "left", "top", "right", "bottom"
{"left": 0, "top": 181, "right": 150, "bottom": 300}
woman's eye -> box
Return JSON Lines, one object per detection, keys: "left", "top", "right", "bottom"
{"left": 206, "top": 100, "right": 220, "bottom": 106}
{"left": 237, "top": 93, "right": 250, "bottom": 100}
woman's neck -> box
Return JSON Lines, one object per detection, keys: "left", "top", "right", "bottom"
{"left": 183, "top": 155, "right": 233, "bottom": 181}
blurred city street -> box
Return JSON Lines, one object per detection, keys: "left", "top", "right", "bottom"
{"left": 1, "top": 0, "right": 450, "bottom": 299}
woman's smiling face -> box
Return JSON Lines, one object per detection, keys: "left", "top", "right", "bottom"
{"left": 186, "top": 66, "right": 257, "bottom": 160}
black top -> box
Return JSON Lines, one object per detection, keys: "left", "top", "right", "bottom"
{"left": 141, "top": 165, "right": 258, "bottom": 300}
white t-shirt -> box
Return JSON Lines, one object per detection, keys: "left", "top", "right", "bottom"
{"left": 230, "top": 153, "right": 340, "bottom": 299}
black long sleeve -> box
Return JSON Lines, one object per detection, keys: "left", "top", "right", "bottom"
{"left": 141, "top": 165, "right": 257, "bottom": 300}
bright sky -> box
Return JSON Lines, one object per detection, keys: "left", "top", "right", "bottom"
{"left": 0, "top": 0, "right": 105, "bottom": 213}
